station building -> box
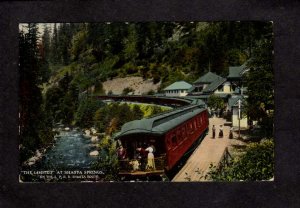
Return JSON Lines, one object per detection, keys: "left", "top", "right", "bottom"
{"left": 163, "top": 81, "right": 192, "bottom": 97}
{"left": 186, "top": 60, "right": 250, "bottom": 128}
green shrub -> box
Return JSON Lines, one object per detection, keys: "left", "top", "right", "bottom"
{"left": 75, "top": 97, "right": 104, "bottom": 128}
{"left": 207, "top": 139, "right": 274, "bottom": 181}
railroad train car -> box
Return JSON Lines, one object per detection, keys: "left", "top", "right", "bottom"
{"left": 113, "top": 104, "right": 209, "bottom": 178}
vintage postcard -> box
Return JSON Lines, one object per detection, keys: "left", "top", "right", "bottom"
{"left": 19, "top": 22, "right": 274, "bottom": 182}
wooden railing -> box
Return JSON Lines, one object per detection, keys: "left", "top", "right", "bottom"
{"left": 118, "top": 155, "right": 166, "bottom": 172}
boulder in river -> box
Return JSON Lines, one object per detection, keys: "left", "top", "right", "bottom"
{"left": 28, "top": 157, "right": 37, "bottom": 163}
{"left": 25, "top": 156, "right": 39, "bottom": 166}
{"left": 91, "top": 128, "right": 97, "bottom": 135}
{"left": 65, "top": 127, "right": 70, "bottom": 131}
{"left": 89, "top": 150, "right": 99, "bottom": 156}
{"left": 91, "top": 136, "right": 99, "bottom": 142}
{"left": 84, "top": 129, "right": 91, "bottom": 136}
{"left": 35, "top": 150, "right": 42, "bottom": 158}
{"left": 28, "top": 161, "right": 36, "bottom": 166}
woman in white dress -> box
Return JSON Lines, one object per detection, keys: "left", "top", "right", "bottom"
{"left": 145, "top": 146, "right": 155, "bottom": 170}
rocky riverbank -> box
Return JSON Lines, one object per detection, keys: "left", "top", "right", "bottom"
{"left": 83, "top": 127, "right": 107, "bottom": 156}
{"left": 22, "top": 126, "right": 105, "bottom": 167}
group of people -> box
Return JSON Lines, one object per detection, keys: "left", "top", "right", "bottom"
{"left": 212, "top": 125, "right": 233, "bottom": 139}
{"left": 116, "top": 143, "right": 156, "bottom": 171}
{"left": 136, "top": 144, "right": 156, "bottom": 171}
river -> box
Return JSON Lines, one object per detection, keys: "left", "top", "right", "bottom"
{"left": 40, "top": 130, "right": 98, "bottom": 170}
{"left": 20, "top": 130, "right": 110, "bottom": 182}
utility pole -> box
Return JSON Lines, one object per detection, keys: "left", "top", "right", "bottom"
{"left": 241, "top": 84, "right": 243, "bottom": 96}
{"left": 238, "top": 99, "right": 241, "bottom": 139}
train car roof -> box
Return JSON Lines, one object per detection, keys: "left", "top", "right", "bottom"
{"left": 114, "top": 104, "right": 206, "bottom": 139}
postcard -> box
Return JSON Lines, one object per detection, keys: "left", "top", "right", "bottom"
{"left": 19, "top": 22, "right": 274, "bottom": 182}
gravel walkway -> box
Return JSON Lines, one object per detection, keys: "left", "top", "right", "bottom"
{"left": 172, "top": 117, "right": 238, "bottom": 182}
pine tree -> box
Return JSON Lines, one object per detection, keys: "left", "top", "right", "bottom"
{"left": 40, "top": 24, "right": 51, "bottom": 82}
{"left": 123, "top": 24, "right": 138, "bottom": 61}
{"left": 50, "top": 23, "right": 59, "bottom": 65}
{"left": 245, "top": 35, "right": 274, "bottom": 137}
{"left": 19, "top": 23, "right": 54, "bottom": 162}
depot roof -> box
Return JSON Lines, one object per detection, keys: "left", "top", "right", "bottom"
{"left": 228, "top": 95, "right": 246, "bottom": 108}
{"left": 202, "top": 77, "right": 227, "bottom": 93}
{"left": 227, "top": 61, "right": 250, "bottom": 79}
{"left": 193, "top": 72, "right": 223, "bottom": 84}
{"left": 163, "top": 81, "right": 192, "bottom": 91}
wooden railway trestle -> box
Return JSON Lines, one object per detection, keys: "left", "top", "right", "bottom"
{"left": 95, "top": 95, "right": 194, "bottom": 107}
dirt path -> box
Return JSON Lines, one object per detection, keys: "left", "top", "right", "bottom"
{"left": 172, "top": 117, "right": 234, "bottom": 182}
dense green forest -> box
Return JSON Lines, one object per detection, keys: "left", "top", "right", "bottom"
{"left": 19, "top": 22, "right": 274, "bottom": 180}
{"left": 39, "top": 21, "right": 273, "bottom": 127}
{"left": 42, "top": 22, "right": 272, "bottom": 88}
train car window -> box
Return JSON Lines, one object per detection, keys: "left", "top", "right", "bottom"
{"left": 166, "top": 135, "right": 172, "bottom": 150}
{"left": 177, "top": 130, "right": 183, "bottom": 144}
{"left": 171, "top": 135, "right": 177, "bottom": 147}
{"left": 188, "top": 122, "right": 194, "bottom": 134}
{"left": 197, "top": 117, "right": 200, "bottom": 127}
{"left": 182, "top": 127, "right": 186, "bottom": 139}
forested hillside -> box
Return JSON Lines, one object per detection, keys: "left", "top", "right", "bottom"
{"left": 41, "top": 22, "right": 272, "bottom": 90}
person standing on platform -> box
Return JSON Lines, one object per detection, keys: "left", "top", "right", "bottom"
{"left": 145, "top": 145, "right": 155, "bottom": 170}
{"left": 117, "top": 145, "right": 127, "bottom": 159}
{"left": 219, "top": 125, "right": 223, "bottom": 138}
{"left": 212, "top": 125, "right": 216, "bottom": 139}
{"left": 136, "top": 145, "right": 147, "bottom": 171}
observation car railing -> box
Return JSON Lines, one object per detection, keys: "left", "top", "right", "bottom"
{"left": 118, "top": 155, "right": 166, "bottom": 172}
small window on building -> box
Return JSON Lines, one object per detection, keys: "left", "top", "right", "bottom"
{"left": 197, "top": 86, "right": 203, "bottom": 92}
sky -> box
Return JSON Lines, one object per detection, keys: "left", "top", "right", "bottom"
{"left": 19, "top": 23, "right": 56, "bottom": 37}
